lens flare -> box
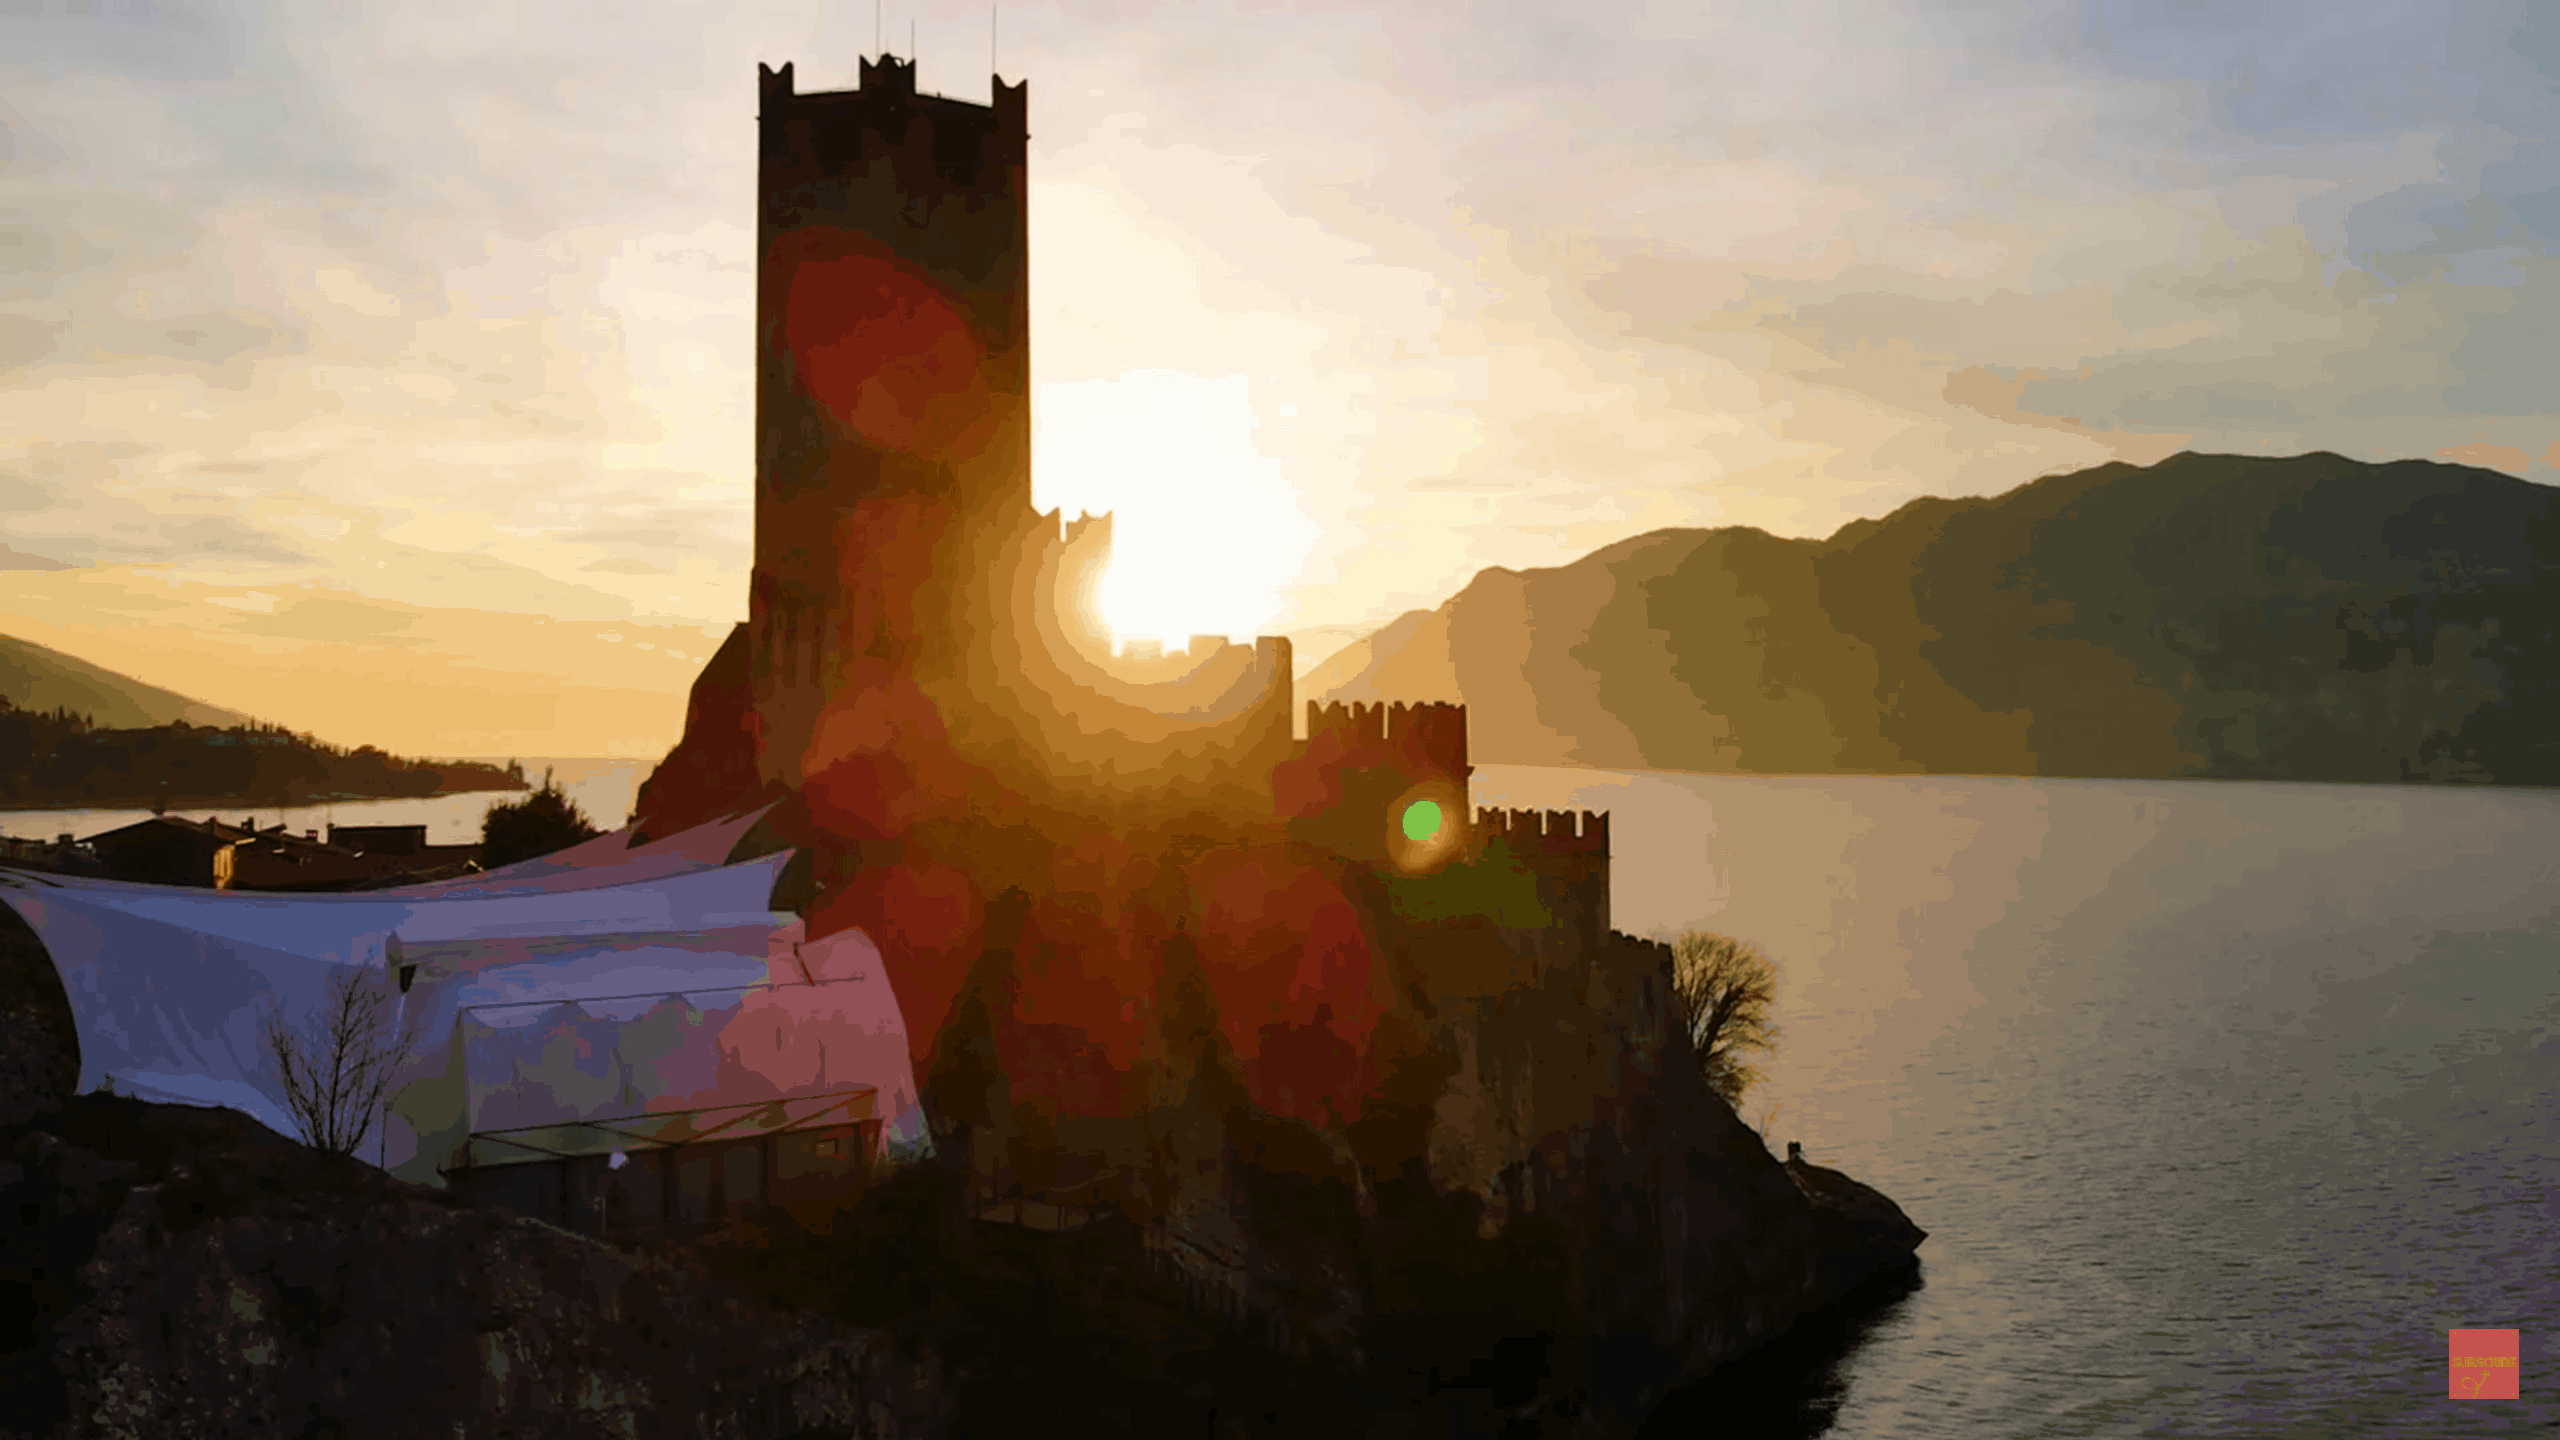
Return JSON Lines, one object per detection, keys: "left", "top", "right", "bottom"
{"left": 1401, "top": 799, "right": 1444, "bottom": 844}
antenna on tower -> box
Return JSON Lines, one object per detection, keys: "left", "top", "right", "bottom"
{"left": 911, "top": 18, "right": 916, "bottom": 67}
{"left": 991, "top": 4, "right": 997, "bottom": 82}
{"left": 875, "top": 0, "right": 882, "bottom": 57}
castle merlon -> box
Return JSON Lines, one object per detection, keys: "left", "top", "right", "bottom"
{"left": 759, "top": 54, "right": 1028, "bottom": 132}
{"left": 1301, "top": 699, "right": 1470, "bottom": 775}
{"left": 1472, "top": 806, "right": 1610, "bottom": 856}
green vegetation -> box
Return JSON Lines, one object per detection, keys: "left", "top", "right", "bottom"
{"left": 0, "top": 633, "right": 251, "bottom": 731}
{"left": 478, "top": 766, "right": 604, "bottom": 869}
{"left": 1670, "top": 930, "right": 1782, "bottom": 1107}
{"left": 0, "top": 699, "right": 522, "bottom": 808}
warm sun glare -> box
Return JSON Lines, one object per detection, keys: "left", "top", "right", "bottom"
{"left": 1035, "top": 371, "right": 1320, "bottom": 654}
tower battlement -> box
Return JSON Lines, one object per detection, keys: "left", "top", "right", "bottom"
{"left": 1473, "top": 807, "right": 1609, "bottom": 858}
{"left": 1049, "top": 508, "right": 1112, "bottom": 547}
{"left": 761, "top": 54, "right": 1027, "bottom": 129}
{"left": 856, "top": 52, "right": 917, "bottom": 98}
{"left": 1303, "top": 700, "right": 1469, "bottom": 776}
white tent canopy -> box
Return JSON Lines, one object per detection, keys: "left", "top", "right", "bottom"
{"left": 1, "top": 809, "right": 926, "bottom": 1183}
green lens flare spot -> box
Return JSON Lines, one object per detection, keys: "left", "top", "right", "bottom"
{"left": 1401, "top": 800, "right": 1444, "bottom": 844}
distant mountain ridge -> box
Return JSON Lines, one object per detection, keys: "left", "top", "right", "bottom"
{"left": 1307, "top": 451, "right": 2560, "bottom": 785}
{"left": 0, "top": 634, "right": 251, "bottom": 731}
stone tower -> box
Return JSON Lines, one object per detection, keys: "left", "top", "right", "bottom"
{"left": 749, "top": 56, "right": 1032, "bottom": 791}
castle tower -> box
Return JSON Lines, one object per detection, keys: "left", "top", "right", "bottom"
{"left": 750, "top": 57, "right": 1031, "bottom": 788}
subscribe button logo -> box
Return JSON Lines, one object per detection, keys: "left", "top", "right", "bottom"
{"left": 2449, "top": 1329, "right": 2520, "bottom": 1400}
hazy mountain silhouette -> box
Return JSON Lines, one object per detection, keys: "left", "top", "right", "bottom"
{"left": 0, "top": 634, "right": 252, "bottom": 731}
{"left": 1307, "top": 451, "right": 2560, "bottom": 785}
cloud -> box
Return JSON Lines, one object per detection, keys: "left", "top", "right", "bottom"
{"left": 0, "top": 541, "right": 73, "bottom": 571}
{"left": 6, "top": 0, "right": 2559, "bottom": 671}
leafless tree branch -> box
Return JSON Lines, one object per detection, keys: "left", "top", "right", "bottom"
{"left": 1670, "top": 930, "right": 1782, "bottom": 1107}
{"left": 263, "top": 962, "right": 419, "bottom": 1158}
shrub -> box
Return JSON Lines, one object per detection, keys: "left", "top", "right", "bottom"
{"left": 479, "top": 765, "right": 603, "bottom": 870}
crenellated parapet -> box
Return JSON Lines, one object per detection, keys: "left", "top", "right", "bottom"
{"left": 1048, "top": 508, "right": 1112, "bottom": 549}
{"left": 1472, "top": 807, "right": 1609, "bottom": 858}
{"left": 1302, "top": 700, "right": 1469, "bottom": 777}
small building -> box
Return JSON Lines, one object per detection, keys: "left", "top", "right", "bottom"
{"left": 328, "top": 824, "right": 429, "bottom": 856}
{"left": 0, "top": 833, "right": 91, "bottom": 875}
{"left": 81, "top": 815, "right": 262, "bottom": 887}
{"left": 79, "top": 816, "right": 481, "bottom": 891}
{"left": 231, "top": 828, "right": 482, "bottom": 892}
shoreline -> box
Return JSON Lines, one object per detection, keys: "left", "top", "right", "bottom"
{"left": 0, "top": 784, "right": 529, "bottom": 816}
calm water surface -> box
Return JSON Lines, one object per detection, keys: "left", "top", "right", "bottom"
{"left": 1469, "top": 766, "right": 2558, "bottom": 1438}
{"left": 0, "top": 757, "right": 643, "bottom": 848}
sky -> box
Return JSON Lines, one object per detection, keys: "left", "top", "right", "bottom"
{"left": 3, "top": 0, "right": 2558, "bottom": 757}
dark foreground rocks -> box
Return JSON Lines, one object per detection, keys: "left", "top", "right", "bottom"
{"left": 0, "top": 897, "right": 78, "bottom": 1131}
{"left": 0, "top": 1097, "right": 950, "bottom": 1440}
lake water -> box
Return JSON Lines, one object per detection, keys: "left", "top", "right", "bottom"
{"left": 1466, "top": 766, "right": 2558, "bottom": 1437}
{"left": 0, "top": 758, "right": 645, "bottom": 848}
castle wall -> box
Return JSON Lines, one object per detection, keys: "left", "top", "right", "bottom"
{"left": 1275, "top": 701, "right": 1476, "bottom": 867}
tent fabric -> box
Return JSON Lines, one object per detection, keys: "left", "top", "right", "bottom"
{"left": 0, "top": 809, "right": 925, "bottom": 1183}
{"left": 6, "top": 856, "right": 792, "bottom": 965}
{"left": 381, "top": 802, "right": 781, "bottom": 899}
{"left": 383, "top": 922, "right": 924, "bottom": 1183}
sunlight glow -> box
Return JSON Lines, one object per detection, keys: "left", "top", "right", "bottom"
{"left": 1035, "top": 371, "right": 1320, "bottom": 651}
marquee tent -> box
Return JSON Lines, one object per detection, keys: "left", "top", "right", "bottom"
{"left": 0, "top": 807, "right": 926, "bottom": 1192}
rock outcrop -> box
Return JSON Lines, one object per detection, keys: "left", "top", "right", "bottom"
{"left": 0, "top": 896, "right": 77, "bottom": 1130}
{"left": 630, "top": 623, "right": 775, "bottom": 842}
{"left": 0, "top": 1096, "right": 949, "bottom": 1440}
{"left": 1784, "top": 1151, "right": 1930, "bottom": 1309}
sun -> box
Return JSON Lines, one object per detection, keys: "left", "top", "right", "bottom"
{"left": 1035, "top": 371, "right": 1320, "bottom": 655}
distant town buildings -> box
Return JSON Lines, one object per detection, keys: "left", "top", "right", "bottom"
{"left": 71, "top": 815, "right": 481, "bottom": 891}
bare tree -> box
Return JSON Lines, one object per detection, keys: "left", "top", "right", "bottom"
{"left": 1670, "top": 930, "right": 1782, "bottom": 1107}
{"left": 264, "top": 963, "right": 417, "bottom": 1158}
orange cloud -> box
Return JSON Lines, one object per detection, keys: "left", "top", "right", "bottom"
{"left": 2434, "top": 441, "right": 2531, "bottom": 475}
